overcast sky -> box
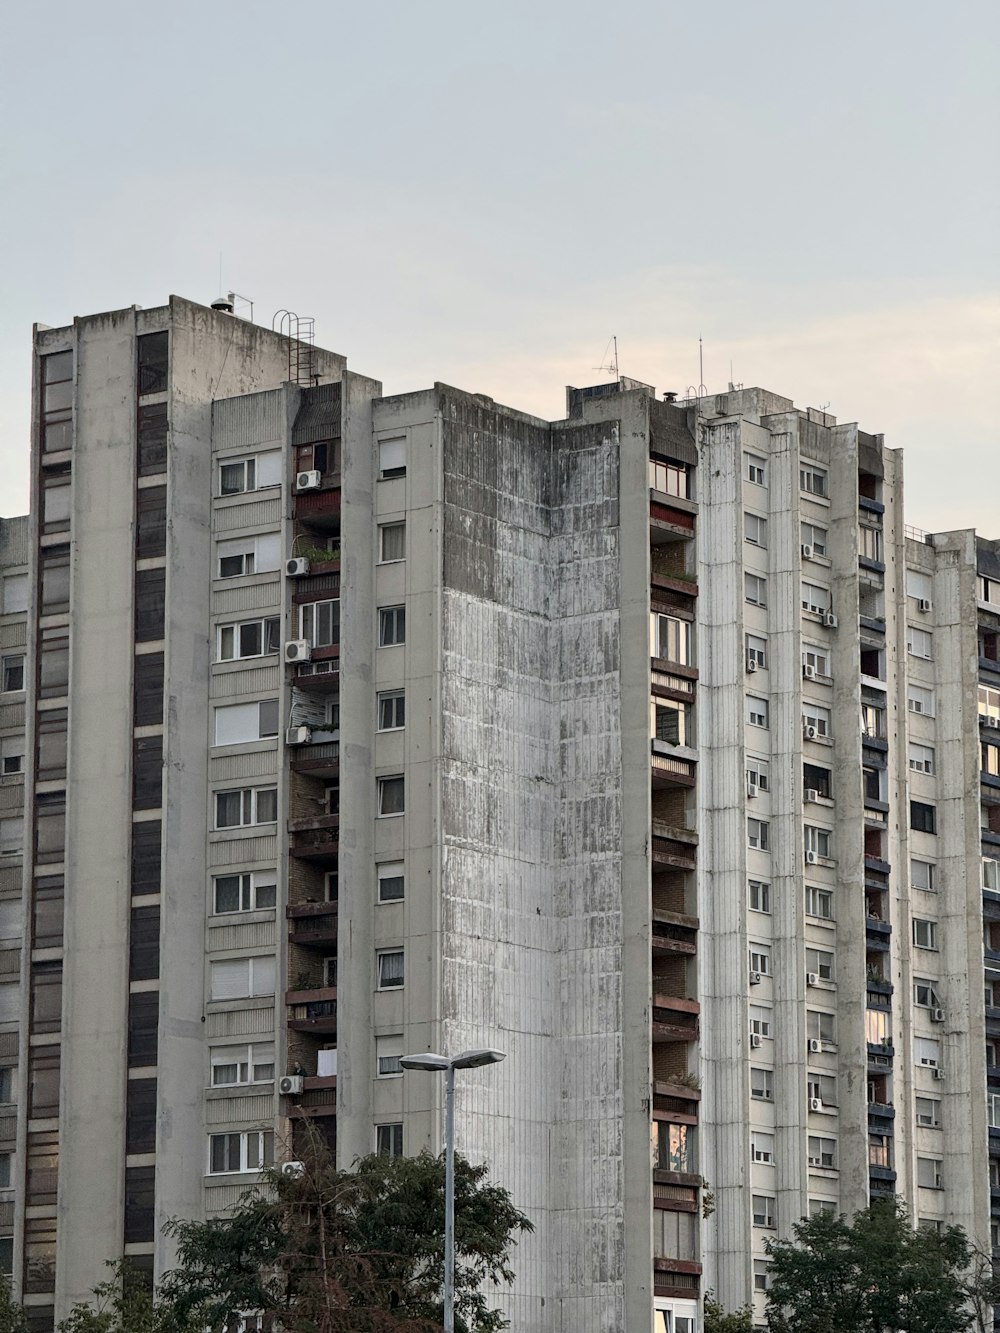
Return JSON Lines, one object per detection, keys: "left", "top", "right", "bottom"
{"left": 1, "top": 0, "right": 996, "bottom": 530}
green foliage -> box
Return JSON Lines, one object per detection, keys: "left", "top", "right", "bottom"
{"left": 57, "top": 1260, "right": 187, "bottom": 1333}
{"left": 703, "top": 1291, "right": 753, "bottom": 1333}
{"left": 162, "top": 1134, "right": 532, "bottom": 1333}
{"left": 765, "top": 1199, "right": 975, "bottom": 1333}
{"left": 0, "top": 1275, "right": 28, "bottom": 1333}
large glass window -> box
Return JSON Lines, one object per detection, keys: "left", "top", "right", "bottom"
{"left": 41, "top": 351, "right": 73, "bottom": 453}
{"left": 301, "top": 600, "right": 340, "bottom": 648}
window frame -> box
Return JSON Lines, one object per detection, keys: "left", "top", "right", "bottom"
{"left": 214, "top": 786, "right": 278, "bottom": 830}
{"left": 208, "top": 1129, "right": 274, "bottom": 1175}
{"left": 217, "top": 617, "right": 281, "bottom": 662}
{"left": 212, "top": 871, "right": 277, "bottom": 916}
{"left": 378, "top": 522, "right": 406, "bottom": 564}
{"left": 378, "top": 606, "right": 406, "bottom": 647}
{"left": 377, "top": 690, "right": 406, "bottom": 732}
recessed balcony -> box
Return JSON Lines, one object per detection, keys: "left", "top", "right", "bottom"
{"left": 286, "top": 984, "right": 337, "bottom": 1034}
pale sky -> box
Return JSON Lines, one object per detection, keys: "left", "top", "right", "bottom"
{"left": 1, "top": 0, "right": 997, "bottom": 531}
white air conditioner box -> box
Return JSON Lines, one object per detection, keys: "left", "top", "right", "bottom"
{"left": 931, "top": 1007, "right": 946, "bottom": 1023}
{"left": 280, "top": 1160, "right": 306, "bottom": 1177}
{"left": 987, "top": 716, "right": 1000, "bottom": 729}
{"left": 805, "top": 849, "right": 818, "bottom": 865}
{"left": 286, "top": 725, "right": 312, "bottom": 746}
{"left": 285, "top": 639, "right": 312, "bottom": 663}
{"left": 804, "top": 789, "right": 819, "bottom": 803}
{"left": 807, "top": 972, "right": 819, "bottom": 987}
{"left": 746, "top": 658, "right": 758, "bottom": 673}
{"left": 746, "top": 776, "right": 758, "bottom": 799}
{"left": 801, "top": 543, "right": 814, "bottom": 560}
{"left": 750, "top": 1033, "right": 762, "bottom": 1049}
{"left": 809, "top": 1097, "right": 823, "bottom": 1111}
{"left": 279, "top": 1075, "right": 305, "bottom": 1096}
{"left": 296, "top": 470, "right": 322, "bottom": 491}
{"left": 286, "top": 557, "right": 311, "bottom": 577}
{"left": 823, "top": 611, "right": 839, "bottom": 628}
{"left": 749, "top": 971, "right": 762, "bottom": 985}
{"left": 918, "top": 598, "right": 932, "bottom": 613}
{"left": 803, "top": 723, "right": 818, "bottom": 740}
{"left": 808, "top": 1038, "right": 822, "bottom": 1053}
{"left": 803, "top": 663, "right": 817, "bottom": 679}
{"left": 317, "top": 1048, "right": 338, "bottom": 1077}
{"left": 932, "top": 1067, "right": 946, "bottom": 1081}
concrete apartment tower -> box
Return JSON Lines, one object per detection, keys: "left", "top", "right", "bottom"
{"left": 3, "top": 297, "right": 997, "bottom": 1333}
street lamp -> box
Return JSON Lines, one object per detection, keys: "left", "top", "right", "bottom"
{"left": 400, "top": 1048, "right": 505, "bottom": 1333}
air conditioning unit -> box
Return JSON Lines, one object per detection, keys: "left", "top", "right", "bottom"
{"left": 803, "top": 663, "right": 817, "bottom": 680}
{"left": 805, "top": 849, "right": 818, "bottom": 865}
{"left": 823, "top": 611, "right": 839, "bottom": 628}
{"left": 807, "top": 972, "right": 820, "bottom": 987}
{"left": 279, "top": 1074, "right": 305, "bottom": 1096}
{"left": 295, "top": 470, "right": 322, "bottom": 491}
{"left": 746, "top": 658, "right": 758, "bottom": 673}
{"left": 918, "top": 598, "right": 932, "bottom": 613}
{"left": 801, "top": 543, "right": 814, "bottom": 560}
{"left": 808, "top": 1038, "right": 822, "bottom": 1053}
{"left": 286, "top": 557, "right": 311, "bottom": 577}
{"left": 285, "top": 725, "right": 312, "bottom": 746}
{"left": 804, "top": 789, "right": 819, "bottom": 803}
{"left": 803, "top": 723, "right": 818, "bottom": 741}
{"left": 809, "top": 1097, "right": 823, "bottom": 1111}
{"left": 749, "top": 971, "right": 762, "bottom": 985}
{"left": 746, "top": 777, "right": 759, "bottom": 799}
{"left": 280, "top": 1160, "right": 306, "bottom": 1177}
{"left": 931, "top": 1007, "right": 946, "bottom": 1023}
{"left": 987, "top": 716, "right": 1000, "bottom": 730}
{"left": 284, "top": 639, "right": 312, "bottom": 663}
{"left": 932, "top": 1067, "right": 946, "bottom": 1081}
{"left": 750, "top": 1033, "right": 762, "bottom": 1048}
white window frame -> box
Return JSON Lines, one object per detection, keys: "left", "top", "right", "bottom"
{"left": 911, "top": 859, "right": 936, "bottom": 892}
{"left": 800, "top": 463, "right": 828, "bottom": 497}
{"left": 300, "top": 599, "right": 340, "bottom": 648}
{"left": 808, "top": 1135, "right": 836, "bottom": 1169}
{"left": 378, "top": 436, "right": 406, "bottom": 480}
{"left": 650, "top": 613, "right": 692, "bottom": 665}
{"left": 378, "top": 522, "right": 406, "bottom": 564}
{"left": 914, "top": 1036, "right": 941, "bottom": 1068}
{"left": 208, "top": 1129, "right": 274, "bottom": 1175}
{"left": 218, "top": 451, "right": 281, "bottom": 496}
{"left": 1, "top": 575, "right": 28, "bottom": 615}
{"left": 744, "top": 512, "right": 768, "bottom": 547}
{"left": 907, "top": 569, "right": 933, "bottom": 602}
{"left": 649, "top": 458, "right": 690, "bottom": 498}
{"left": 376, "top": 1034, "right": 403, "bottom": 1078}
{"left": 745, "top": 453, "right": 767, "bottom": 486}
{"left": 749, "top": 1005, "right": 771, "bottom": 1039}
{"left": 749, "top": 945, "right": 771, "bottom": 976}
{"left": 212, "top": 871, "right": 277, "bottom": 915}
{"left": 913, "top": 918, "right": 938, "bottom": 950}
{"left": 805, "top": 887, "right": 834, "bottom": 921}
{"left": 746, "top": 633, "right": 767, "bottom": 669}
{"left": 805, "top": 947, "right": 834, "bottom": 981}
{"left": 210, "top": 1042, "right": 276, "bottom": 1087}
{"left": 748, "top": 879, "right": 771, "bottom": 914}
{"left": 748, "top": 818, "right": 769, "bottom": 851}
{"left": 750, "top": 1066, "right": 773, "bottom": 1100}
{"left": 908, "top": 685, "right": 936, "bottom": 717}
{"left": 983, "top": 858, "right": 1000, "bottom": 891}
{"left": 747, "top": 696, "right": 769, "bottom": 729}
{"left": 0, "top": 656, "right": 25, "bottom": 693}
{"left": 376, "top": 949, "right": 405, "bottom": 990}
{"left": 913, "top": 978, "right": 940, "bottom": 1009}
{"left": 209, "top": 955, "right": 276, "bottom": 1002}
{"left": 801, "top": 581, "right": 830, "bottom": 614}
{"left": 217, "top": 616, "right": 280, "bottom": 662}
{"left": 803, "top": 703, "right": 831, "bottom": 737}
{"left": 213, "top": 700, "right": 280, "bottom": 747}
{"left": 800, "top": 522, "right": 828, "bottom": 557}
{"left": 377, "top": 690, "right": 406, "bottom": 731}
{"left": 860, "top": 524, "right": 883, "bottom": 562}
{"left": 908, "top": 743, "right": 935, "bottom": 775}
{"left": 804, "top": 825, "right": 831, "bottom": 859}
{"left": 214, "top": 786, "right": 278, "bottom": 829}
{"left": 751, "top": 1132, "right": 774, "bottom": 1164}
{"left": 745, "top": 573, "right": 767, "bottom": 608}
{"left": 917, "top": 1156, "right": 943, "bottom": 1189}
{"left": 378, "top": 605, "right": 406, "bottom": 647}
{"left": 752, "top": 1193, "right": 776, "bottom": 1228}
{"left": 746, "top": 757, "right": 769, "bottom": 792}
{"left": 217, "top": 533, "right": 281, "bottom": 579}
{"left": 802, "top": 644, "right": 830, "bottom": 677}
{"left": 377, "top": 775, "right": 405, "bottom": 818}
{"left": 907, "top": 626, "right": 934, "bottom": 659}
{"left": 915, "top": 1096, "right": 941, "bottom": 1129}
{"left": 377, "top": 861, "right": 405, "bottom": 903}
{"left": 807, "top": 1009, "right": 835, "bottom": 1044}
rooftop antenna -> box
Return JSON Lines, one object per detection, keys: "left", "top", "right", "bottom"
{"left": 698, "top": 335, "right": 706, "bottom": 396}
{"left": 593, "top": 335, "right": 619, "bottom": 380}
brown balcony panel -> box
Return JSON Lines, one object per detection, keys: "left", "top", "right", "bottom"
{"left": 287, "top": 985, "right": 337, "bottom": 1034}
{"left": 289, "top": 816, "right": 339, "bottom": 863}
{"left": 653, "top": 1179, "right": 699, "bottom": 1213}
{"left": 650, "top": 571, "right": 698, "bottom": 601}
{"left": 651, "top": 751, "right": 696, "bottom": 790}
{"left": 653, "top": 1079, "right": 701, "bottom": 1105}
{"left": 652, "top": 838, "right": 697, "bottom": 871}
{"left": 288, "top": 913, "right": 338, "bottom": 947}
{"left": 292, "top": 662, "right": 340, "bottom": 694}
{"left": 652, "top": 1016, "right": 700, "bottom": 1043}
{"left": 289, "top": 742, "right": 340, "bottom": 778}
{"left": 294, "top": 487, "right": 341, "bottom": 530}
{"left": 650, "top": 503, "right": 696, "bottom": 545}
{"left": 286, "top": 1079, "right": 337, "bottom": 1118}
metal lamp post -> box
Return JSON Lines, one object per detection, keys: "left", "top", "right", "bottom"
{"left": 400, "top": 1048, "right": 505, "bottom": 1332}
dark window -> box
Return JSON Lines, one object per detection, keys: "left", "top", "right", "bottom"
{"left": 126, "top": 1078, "right": 157, "bottom": 1154}
{"left": 129, "top": 905, "right": 160, "bottom": 981}
{"left": 32, "top": 877, "right": 64, "bottom": 950}
{"left": 39, "top": 629, "right": 69, "bottom": 699}
{"left": 133, "top": 654, "right": 164, "bottom": 727}
{"left": 132, "top": 736, "right": 163, "bottom": 811}
{"left": 131, "top": 821, "right": 161, "bottom": 895}
{"left": 36, "top": 712, "right": 67, "bottom": 781}
{"left": 41, "top": 350, "right": 73, "bottom": 454}
{"left": 137, "top": 332, "right": 168, "bottom": 396}
{"left": 28, "top": 1049, "right": 60, "bottom": 1118}
{"left": 30, "top": 961, "right": 62, "bottom": 1035}
{"left": 376, "top": 1123, "right": 403, "bottom": 1157}
{"left": 137, "top": 402, "right": 168, "bottom": 477}
{"left": 1, "top": 656, "right": 24, "bottom": 693}
{"left": 378, "top": 606, "right": 405, "bottom": 647}
{"left": 134, "top": 568, "right": 165, "bottom": 643}
{"left": 34, "top": 792, "right": 66, "bottom": 866}
{"left": 911, "top": 801, "right": 937, "bottom": 834}
{"left": 863, "top": 766, "right": 882, "bottom": 803}
{"left": 124, "top": 1166, "right": 156, "bottom": 1243}
{"left": 128, "top": 990, "right": 159, "bottom": 1067}
{"left": 136, "top": 485, "right": 167, "bottom": 560}
{"left": 26, "top": 1130, "right": 58, "bottom": 1207}
{"left": 804, "top": 764, "right": 832, "bottom": 799}
{"left": 40, "top": 468, "right": 72, "bottom": 534}
{"left": 40, "top": 546, "right": 71, "bottom": 614}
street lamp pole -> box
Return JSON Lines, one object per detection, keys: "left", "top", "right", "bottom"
{"left": 399, "top": 1048, "right": 505, "bottom": 1333}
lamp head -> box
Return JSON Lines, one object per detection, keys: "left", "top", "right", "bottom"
{"left": 451, "top": 1048, "right": 506, "bottom": 1070}
{"left": 399, "top": 1052, "right": 450, "bottom": 1072}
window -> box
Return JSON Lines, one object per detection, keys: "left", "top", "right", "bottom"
{"left": 800, "top": 463, "right": 827, "bottom": 497}
{"left": 750, "top": 1067, "right": 773, "bottom": 1101}
{"left": 650, "top": 613, "right": 692, "bottom": 665}
{"left": 219, "top": 451, "right": 281, "bottom": 496}
{"left": 807, "top": 1010, "right": 835, "bottom": 1044}
{"left": 652, "top": 701, "right": 689, "bottom": 746}
{"left": 808, "top": 1136, "right": 836, "bottom": 1169}
{"left": 803, "top": 763, "right": 831, "bottom": 799}
{"left": 983, "top": 858, "right": 1000, "bottom": 891}
{"left": 745, "top": 453, "right": 766, "bottom": 486}
{"left": 749, "top": 1006, "right": 771, "bottom": 1039}
{"left": 0, "top": 1069, "right": 12, "bottom": 1104}
{"left": 990, "top": 1095, "right": 1000, "bottom": 1130}
{"left": 376, "top": 1123, "right": 404, "bottom": 1156}
{"left": 913, "top": 919, "right": 938, "bottom": 950}
{"left": 215, "top": 787, "right": 278, "bottom": 829}
{"left": 744, "top": 512, "right": 767, "bottom": 547}
{"left": 379, "top": 606, "right": 406, "bottom": 646}
{"left": 801, "top": 522, "right": 828, "bottom": 557}
{"left": 910, "top": 802, "right": 936, "bottom": 835}
{"left": 805, "top": 947, "right": 834, "bottom": 981}
{"left": 746, "top": 634, "right": 767, "bottom": 669}
{"left": 917, "top": 1157, "right": 942, "bottom": 1189}
{"left": 749, "top": 945, "right": 770, "bottom": 976}
{"left": 907, "top": 626, "right": 933, "bottom": 659}
{"left": 801, "top": 581, "right": 830, "bottom": 614}
{"left": 208, "top": 1130, "right": 274, "bottom": 1175}
{"left": 909, "top": 743, "right": 935, "bottom": 775}
{"left": 907, "top": 569, "right": 933, "bottom": 601}
{"left": 911, "top": 859, "right": 936, "bottom": 892}
{"left": 377, "top": 775, "right": 404, "bottom": 817}
{"left": 808, "top": 1198, "right": 836, "bottom": 1218}
{"left": 748, "top": 819, "right": 769, "bottom": 851}
{"left": 379, "top": 522, "right": 406, "bottom": 563}
{"left": 378, "top": 437, "right": 406, "bottom": 480}
{"left": 915, "top": 1096, "right": 941, "bottom": 1129}
{"left": 913, "top": 977, "right": 940, "bottom": 1009}
{"left": 212, "top": 872, "right": 277, "bottom": 915}
{"left": 751, "top": 1132, "right": 774, "bottom": 1164}
{"left": 914, "top": 1036, "right": 941, "bottom": 1068}
{"left": 753, "top": 1260, "right": 771, "bottom": 1292}
{"left": 0, "top": 577, "right": 27, "bottom": 616}
{"left": 752, "top": 1194, "right": 776, "bottom": 1227}
{"left": 377, "top": 950, "right": 404, "bottom": 990}
{"left": 210, "top": 1043, "right": 275, "bottom": 1086}
{"left": 983, "top": 687, "right": 1000, "bottom": 722}
{"left": 0, "top": 654, "right": 23, "bottom": 697}
{"left": 214, "top": 700, "right": 279, "bottom": 746}
{"left": 984, "top": 744, "right": 1000, "bottom": 777}
{"left": 745, "top": 574, "right": 767, "bottom": 608}
{"left": 802, "top": 644, "right": 830, "bottom": 677}
{"left": 908, "top": 685, "right": 936, "bottom": 717}
{"left": 865, "top": 1009, "right": 890, "bottom": 1047}
{"left": 861, "top": 701, "right": 884, "bottom": 739}
{"left": 804, "top": 825, "right": 831, "bottom": 859}
{"left": 805, "top": 888, "right": 833, "bottom": 921}
{"left": 377, "top": 862, "right": 405, "bottom": 903}
{"left": 218, "top": 618, "right": 280, "bottom": 661}
{"left": 295, "top": 438, "right": 338, "bottom": 477}
{"left": 652, "top": 1121, "right": 694, "bottom": 1173}
{"left": 377, "top": 691, "right": 405, "bottom": 731}
{"left": 41, "top": 475, "right": 71, "bottom": 533}
{"left": 0, "top": 818, "right": 23, "bottom": 858}
{"left": 301, "top": 599, "right": 340, "bottom": 648}
{"left": 860, "top": 525, "right": 883, "bottom": 562}
{"left": 748, "top": 879, "right": 771, "bottom": 914}
{"left": 376, "top": 1034, "right": 403, "bottom": 1077}
{"left": 747, "top": 696, "right": 768, "bottom": 729}
{"left": 41, "top": 349, "right": 74, "bottom": 452}
{"left": 649, "top": 457, "right": 689, "bottom": 497}
{"left": 808, "top": 1073, "right": 837, "bottom": 1106}
{"left": 801, "top": 703, "right": 830, "bottom": 738}
{"left": 217, "top": 533, "right": 281, "bottom": 579}
{"left": 137, "top": 401, "right": 168, "bottom": 476}
{"left": 209, "top": 956, "right": 276, "bottom": 1001}
{"left": 137, "top": 331, "right": 168, "bottom": 396}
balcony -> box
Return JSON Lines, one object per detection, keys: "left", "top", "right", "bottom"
{"left": 649, "top": 570, "right": 698, "bottom": 609}
{"left": 293, "top": 487, "right": 341, "bottom": 531}
{"left": 286, "top": 985, "right": 337, "bottom": 1034}
{"left": 868, "top": 1101, "right": 895, "bottom": 1121}
{"left": 289, "top": 814, "right": 339, "bottom": 864}
{"left": 651, "top": 822, "right": 698, "bottom": 871}
{"left": 286, "top": 1074, "right": 337, "bottom": 1121}
{"left": 650, "top": 744, "right": 696, "bottom": 790}
{"left": 652, "top": 994, "right": 700, "bottom": 1043}
{"left": 287, "top": 902, "right": 338, "bottom": 947}
{"left": 652, "top": 910, "right": 698, "bottom": 957}
{"left": 289, "top": 739, "right": 340, "bottom": 779}
{"left": 652, "top": 1256, "right": 702, "bottom": 1301}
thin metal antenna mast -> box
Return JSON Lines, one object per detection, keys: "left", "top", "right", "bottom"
{"left": 593, "top": 335, "right": 620, "bottom": 380}
{"left": 698, "top": 335, "right": 706, "bottom": 396}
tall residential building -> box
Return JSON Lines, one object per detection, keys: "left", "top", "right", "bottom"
{"left": 2, "top": 296, "right": 995, "bottom": 1333}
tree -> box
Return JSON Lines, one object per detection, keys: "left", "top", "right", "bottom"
{"left": 57, "top": 1260, "right": 188, "bottom": 1333}
{"left": 703, "top": 1291, "right": 753, "bottom": 1333}
{"left": 161, "top": 1135, "right": 533, "bottom": 1333}
{"left": 765, "top": 1199, "right": 974, "bottom": 1333}
{"left": 0, "top": 1275, "right": 27, "bottom": 1333}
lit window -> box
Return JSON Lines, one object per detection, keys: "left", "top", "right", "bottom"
{"left": 652, "top": 1121, "right": 694, "bottom": 1173}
